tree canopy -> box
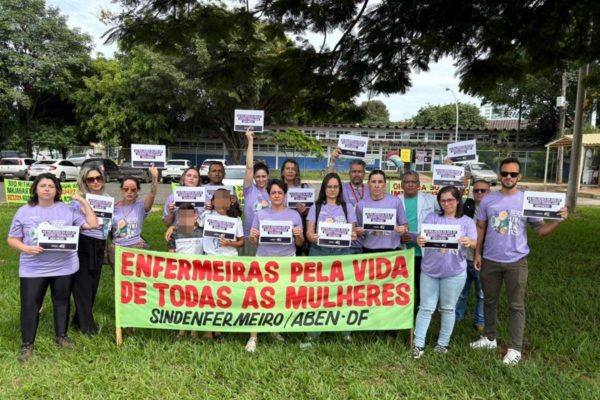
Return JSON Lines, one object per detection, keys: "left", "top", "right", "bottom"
{"left": 411, "top": 103, "right": 487, "bottom": 129}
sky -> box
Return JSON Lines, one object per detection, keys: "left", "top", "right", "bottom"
{"left": 46, "top": 0, "right": 482, "bottom": 122}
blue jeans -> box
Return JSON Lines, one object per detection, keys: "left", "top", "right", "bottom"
{"left": 455, "top": 261, "right": 485, "bottom": 326}
{"left": 414, "top": 271, "right": 467, "bottom": 348}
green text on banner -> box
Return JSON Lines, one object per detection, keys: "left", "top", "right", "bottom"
{"left": 115, "top": 247, "right": 415, "bottom": 333}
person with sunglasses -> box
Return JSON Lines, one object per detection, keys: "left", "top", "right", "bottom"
{"left": 470, "top": 158, "right": 568, "bottom": 365}
{"left": 110, "top": 166, "right": 159, "bottom": 264}
{"left": 69, "top": 166, "right": 113, "bottom": 335}
{"left": 455, "top": 180, "right": 490, "bottom": 333}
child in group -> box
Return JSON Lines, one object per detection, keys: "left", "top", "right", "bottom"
{"left": 164, "top": 203, "right": 204, "bottom": 339}
{"left": 199, "top": 188, "right": 244, "bottom": 341}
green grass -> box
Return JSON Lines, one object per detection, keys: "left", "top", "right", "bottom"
{"left": 0, "top": 203, "right": 599, "bottom": 399}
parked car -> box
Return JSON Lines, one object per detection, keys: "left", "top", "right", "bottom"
{"left": 80, "top": 158, "right": 152, "bottom": 183}
{"left": 27, "top": 160, "right": 79, "bottom": 182}
{"left": 67, "top": 153, "right": 93, "bottom": 166}
{"left": 223, "top": 165, "right": 245, "bottom": 187}
{"left": 0, "top": 157, "right": 36, "bottom": 180}
{"left": 456, "top": 161, "right": 498, "bottom": 186}
{"left": 161, "top": 159, "right": 192, "bottom": 183}
{"left": 199, "top": 158, "right": 227, "bottom": 184}
{"left": 0, "top": 150, "right": 27, "bottom": 158}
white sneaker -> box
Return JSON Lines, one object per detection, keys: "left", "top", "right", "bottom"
{"left": 503, "top": 349, "right": 522, "bottom": 365}
{"left": 271, "top": 332, "right": 285, "bottom": 342}
{"left": 245, "top": 337, "right": 257, "bottom": 353}
{"left": 412, "top": 346, "right": 424, "bottom": 359}
{"left": 470, "top": 336, "right": 497, "bottom": 349}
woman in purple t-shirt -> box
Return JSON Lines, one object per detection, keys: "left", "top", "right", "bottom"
{"left": 281, "top": 158, "right": 310, "bottom": 255}
{"left": 412, "top": 186, "right": 477, "bottom": 359}
{"left": 242, "top": 127, "right": 270, "bottom": 256}
{"left": 8, "top": 173, "right": 98, "bottom": 362}
{"left": 109, "top": 167, "right": 159, "bottom": 263}
{"left": 70, "top": 165, "right": 113, "bottom": 335}
{"left": 247, "top": 179, "right": 304, "bottom": 353}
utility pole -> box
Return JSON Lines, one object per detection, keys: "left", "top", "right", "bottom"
{"left": 556, "top": 72, "right": 567, "bottom": 183}
{"left": 566, "top": 65, "right": 589, "bottom": 212}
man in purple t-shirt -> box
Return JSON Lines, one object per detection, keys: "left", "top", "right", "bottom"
{"left": 470, "top": 157, "right": 568, "bottom": 365}
{"left": 327, "top": 147, "right": 370, "bottom": 254}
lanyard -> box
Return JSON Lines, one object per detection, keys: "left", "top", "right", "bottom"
{"left": 348, "top": 183, "right": 365, "bottom": 204}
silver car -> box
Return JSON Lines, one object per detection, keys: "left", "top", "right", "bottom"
{"left": 459, "top": 162, "right": 498, "bottom": 186}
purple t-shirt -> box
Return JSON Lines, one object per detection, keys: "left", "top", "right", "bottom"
{"left": 162, "top": 193, "right": 205, "bottom": 226}
{"left": 243, "top": 183, "right": 270, "bottom": 238}
{"left": 251, "top": 208, "right": 303, "bottom": 257}
{"left": 70, "top": 198, "right": 112, "bottom": 240}
{"left": 307, "top": 203, "right": 357, "bottom": 225}
{"left": 356, "top": 194, "right": 408, "bottom": 250}
{"left": 477, "top": 191, "right": 543, "bottom": 263}
{"left": 8, "top": 202, "right": 86, "bottom": 277}
{"left": 112, "top": 200, "right": 149, "bottom": 246}
{"left": 421, "top": 213, "right": 477, "bottom": 278}
{"left": 342, "top": 182, "right": 370, "bottom": 210}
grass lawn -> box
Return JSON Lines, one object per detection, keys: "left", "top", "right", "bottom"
{"left": 0, "top": 203, "right": 599, "bottom": 399}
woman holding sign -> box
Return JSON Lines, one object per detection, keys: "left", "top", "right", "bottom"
{"left": 69, "top": 166, "right": 113, "bottom": 335}
{"left": 247, "top": 179, "right": 304, "bottom": 352}
{"left": 412, "top": 186, "right": 477, "bottom": 359}
{"left": 7, "top": 173, "right": 98, "bottom": 362}
{"left": 281, "top": 158, "right": 311, "bottom": 255}
{"left": 110, "top": 167, "right": 159, "bottom": 261}
{"left": 242, "top": 128, "right": 270, "bottom": 256}
{"left": 355, "top": 170, "right": 408, "bottom": 253}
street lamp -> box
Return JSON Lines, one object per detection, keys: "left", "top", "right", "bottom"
{"left": 446, "top": 88, "right": 459, "bottom": 142}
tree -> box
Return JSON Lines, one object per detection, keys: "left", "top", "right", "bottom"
{"left": 359, "top": 100, "right": 390, "bottom": 125}
{"left": 411, "top": 103, "right": 487, "bottom": 128}
{"left": 0, "top": 0, "right": 92, "bottom": 155}
{"left": 267, "top": 128, "right": 324, "bottom": 159}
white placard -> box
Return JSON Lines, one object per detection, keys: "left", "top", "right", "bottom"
{"left": 174, "top": 186, "right": 206, "bottom": 207}
{"left": 522, "top": 191, "right": 566, "bottom": 220}
{"left": 36, "top": 225, "right": 80, "bottom": 251}
{"left": 203, "top": 214, "right": 239, "bottom": 240}
{"left": 447, "top": 139, "right": 477, "bottom": 161}
{"left": 259, "top": 220, "right": 293, "bottom": 245}
{"left": 86, "top": 193, "right": 114, "bottom": 219}
{"left": 317, "top": 222, "right": 352, "bottom": 248}
{"left": 432, "top": 164, "right": 465, "bottom": 186}
{"left": 175, "top": 238, "right": 203, "bottom": 254}
{"left": 131, "top": 144, "right": 166, "bottom": 168}
{"left": 362, "top": 207, "right": 396, "bottom": 231}
{"left": 337, "top": 134, "right": 368, "bottom": 158}
{"left": 421, "top": 223, "right": 461, "bottom": 249}
{"left": 286, "top": 187, "right": 315, "bottom": 208}
{"left": 205, "top": 185, "right": 234, "bottom": 200}
{"left": 234, "top": 109, "right": 264, "bottom": 132}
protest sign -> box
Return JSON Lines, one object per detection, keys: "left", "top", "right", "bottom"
{"left": 447, "top": 140, "right": 477, "bottom": 161}
{"left": 36, "top": 225, "right": 80, "bottom": 251}
{"left": 131, "top": 144, "right": 166, "bottom": 168}
{"left": 432, "top": 164, "right": 465, "bottom": 186}
{"left": 421, "top": 224, "right": 460, "bottom": 249}
{"left": 317, "top": 222, "right": 352, "bottom": 248}
{"left": 203, "top": 214, "right": 239, "bottom": 240}
{"left": 234, "top": 109, "right": 264, "bottom": 132}
{"left": 259, "top": 220, "right": 293, "bottom": 244}
{"left": 338, "top": 134, "right": 368, "bottom": 158}
{"left": 286, "top": 187, "right": 315, "bottom": 208}
{"left": 4, "top": 179, "right": 78, "bottom": 204}
{"left": 171, "top": 182, "right": 245, "bottom": 208}
{"left": 362, "top": 208, "right": 396, "bottom": 231}
{"left": 522, "top": 191, "right": 566, "bottom": 219}
{"left": 86, "top": 193, "right": 114, "bottom": 218}
{"left": 114, "top": 247, "right": 415, "bottom": 335}
{"left": 174, "top": 186, "right": 205, "bottom": 207}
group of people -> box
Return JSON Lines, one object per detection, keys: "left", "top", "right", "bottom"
{"left": 7, "top": 130, "right": 568, "bottom": 365}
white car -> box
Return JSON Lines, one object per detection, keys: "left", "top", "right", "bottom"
{"left": 28, "top": 159, "right": 79, "bottom": 182}
{"left": 200, "top": 158, "right": 228, "bottom": 184}
{"left": 67, "top": 153, "right": 93, "bottom": 166}
{"left": 223, "top": 165, "right": 245, "bottom": 187}
{"left": 455, "top": 161, "right": 498, "bottom": 186}
{"left": 162, "top": 159, "right": 192, "bottom": 183}
{"left": 0, "top": 157, "right": 36, "bottom": 180}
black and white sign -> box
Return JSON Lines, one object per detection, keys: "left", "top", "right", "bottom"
{"left": 317, "top": 222, "right": 352, "bottom": 248}
{"left": 421, "top": 224, "right": 460, "bottom": 249}
{"left": 37, "top": 225, "right": 80, "bottom": 251}
{"left": 286, "top": 187, "right": 315, "bottom": 208}
{"left": 174, "top": 186, "right": 206, "bottom": 207}
{"left": 131, "top": 144, "right": 166, "bottom": 168}
{"left": 86, "top": 193, "right": 114, "bottom": 219}
{"left": 522, "top": 191, "right": 566, "bottom": 219}
{"left": 432, "top": 164, "right": 465, "bottom": 186}
{"left": 362, "top": 207, "right": 396, "bottom": 231}
{"left": 338, "top": 134, "right": 368, "bottom": 158}
{"left": 234, "top": 109, "right": 264, "bottom": 132}
{"left": 203, "top": 214, "right": 239, "bottom": 240}
{"left": 259, "top": 220, "right": 293, "bottom": 245}
{"left": 447, "top": 140, "right": 477, "bottom": 161}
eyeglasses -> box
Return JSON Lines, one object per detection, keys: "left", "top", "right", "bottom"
{"left": 326, "top": 185, "right": 340, "bottom": 190}
{"left": 122, "top": 187, "right": 138, "bottom": 193}
{"left": 86, "top": 176, "right": 103, "bottom": 183}
{"left": 500, "top": 171, "right": 519, "bottom": 178}
{"left": 440, "top": 198, "right": 457, "bottom": 204}
{"left": 473, "top": 189, "right": 489, "bottom": 194}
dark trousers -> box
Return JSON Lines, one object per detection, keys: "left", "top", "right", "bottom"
{"left": 480, "top": 257, "right": 529, "bottom": 352}
{"left": 413, "top": 256, "right": 422, "bottom": 318}
{"left": 20, "top": 274, "right": 73, "bottom": 344}
{"left": 72, "top": 235, "right": 106, "bottom": 333}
